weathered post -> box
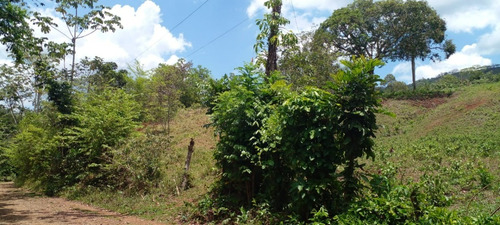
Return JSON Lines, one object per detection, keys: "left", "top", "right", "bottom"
{"left": 181, "top": 138, "right": 195, "bottom": 190}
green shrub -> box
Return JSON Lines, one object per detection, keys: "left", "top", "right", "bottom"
{"left": 7, "top": 88, "right": 140, "bottom": 194}
{"left": 209, "top": 57, "right": 383, "bottom": 220}
{"left": 420, "top": 174, "right": 451, "bottom": 207}
{"left": 333, "top": 174, "right": 498, "bottom": 224}
{"left": 210, "top": 63, "right": 270, "bottom": 207}
{"left": 477, "top": 166, "right": 494, "bottom": 189}
{"left": 0, "top": 149, "right": 13, "bottom": 181}
{"left": 6, "top": 108, "right": 64, "bottom": 194}
{"left": 0, "top": 108, "right": 16, "bottom": 181}
{"left": 62, "top": 88, "right": 140, "bottom": 187}
{"left": 107, "top": 133, "right": 167, "bottom": 194}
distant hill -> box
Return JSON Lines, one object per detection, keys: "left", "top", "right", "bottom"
{"left": 417, "top": 64, "right": 500, "bottom": 85}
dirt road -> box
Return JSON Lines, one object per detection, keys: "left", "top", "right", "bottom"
{"left": 0, "top": 182, "right": 164, "bottom": 225}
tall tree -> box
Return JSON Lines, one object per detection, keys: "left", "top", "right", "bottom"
{"left": 0, "top": 0, "right": 58, "bottom": 63}
{"left": 149, "top": 64, "right": 182, "bottom": 134}
{"left": 315, "top": 0, "right": 455, "bottom": 83}
{"left": 180, "top": 64, "right": 212, "bottom": 108}
{"left": 315, "top": 0, "right": 403, "bottom": 61}
{"left": 391, "top": 0, "right": 455, "bottom": 90}
{"left": 254, "top": 0, "right": 296, "bottom": 79}
{"left": 77, "top": 56, "right": 128, "bottom": 92}
{"left": 0, "top": 64, "right": 32, "bottom": 124}
{"left": 36, "top": 0, "right": 122, "bottom": 84}
{"left": 265, "top": 0, "right": 281, "bottom": 76}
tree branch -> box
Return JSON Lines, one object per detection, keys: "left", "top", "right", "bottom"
{"left": 49, "top": 24, "right": 72, "bottom": 40}
{"left": 77, "top": 28, "right": 99, "bottom": 39}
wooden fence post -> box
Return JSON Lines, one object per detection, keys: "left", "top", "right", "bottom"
{"left": 181, "top": 138, "right": 195, "bottom": 190}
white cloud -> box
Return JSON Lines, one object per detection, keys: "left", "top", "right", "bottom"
{"left": 247, "top": 0, "right": 349, "bottom": 18}
{"left": 165, "top": 55, "right": 180, "bottom": 65}
{"left": 475, "top": 26, "right": 500, "bottom": 56}
{"left": 289, "top": 0, "right": 350, "bottom": 12}
{"left": 76, "top": 0, "right": 191, "bottom": 69}
{"left": 280, "top": 7, "right": 326, "bottom": 32}
{"left": 0, "top": 0, "right": 190, "bottom": 70}
{"left": 415, "top": 1, "right": 500, "bottom": 61}
{"left": 247, "top": 0, "right": 267, "bottom": 18}
{"left": 391, "top": 45, "right": 492, "bottom": 83}
{"left": 426, "top": 0, "right": 499, "bottom": 33}
{"left": 441, "top": 7, "right": 497, "bottom": 33}
{"left": 247, "top": 0, "right": 349, "bottom": 33}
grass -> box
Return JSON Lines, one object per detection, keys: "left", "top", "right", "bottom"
{"left": 371, "top": 82, "right": 500, "bottom": 218}
{"left": 68, "top": 82, "right": 499, "bottom": 223}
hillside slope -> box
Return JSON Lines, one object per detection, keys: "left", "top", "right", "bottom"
{"left": 71, "top": 107, "right": 217, "bottom": 224}
{"left": 73, "top": 82, "right": 499, "bottom": 222}
{"left": 373, "top": 82, "right": 500, "bottom": 217}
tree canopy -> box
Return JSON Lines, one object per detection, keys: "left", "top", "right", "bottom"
{"left": 279, "top": 31, "right": 338, "bottom": 89}
{"left": 390, "top": 0, "right": 455, "bottom": 90}
{"left": 44, "top": 0, "right": 122, "bottom": 83}
{"left": 316, "top": 0, "right": 455, "bottom": 89}
{"left": 315, "top": 0, "right": 403, "bottom": 60}
{"left": 0, "top": 0, "right": 35, "bottom": 63}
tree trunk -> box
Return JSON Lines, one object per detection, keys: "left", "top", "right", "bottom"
{"left": 35, "top": 88, "right": 41, "bottom": 112}
{"left": 8, "top": 107, "right": 17, "bottom": 125}
{"left": 265, "top": 0, "right": 282, "bottom": 78}
{"left": 71, "top": 37, "right": 76, "bottom": 84}
{"left": 343, "top": 157, "right": 356, "bottom": 202}
{"left": 70, "top": 7, "right": 78, "bottom": 85}
{"left": 411, "top": 56, "right": 416, "bottom": 91}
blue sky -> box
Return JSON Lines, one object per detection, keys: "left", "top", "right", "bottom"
{"left": 2, "top": 0, "right": 500, "bottom": 83}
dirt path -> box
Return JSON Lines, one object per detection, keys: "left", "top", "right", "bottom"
{"left": 0, "top": 182, "right": 164, "bottom": 225}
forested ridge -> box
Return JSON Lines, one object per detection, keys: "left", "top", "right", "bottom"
{"left": 1, "top": 0, "right": 499, "bottom": 224}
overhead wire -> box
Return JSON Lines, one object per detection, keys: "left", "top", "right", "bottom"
{"left": 132, "top": 0, "right": 210, "bottom": 60}
{"left": 289, "top": 0, "right": 300, "bottom": 32}
{"left": 185, "top": 17, "right": 250, "bottom": 58}
{"left": 170, "top": 0, "right": 210, "bottom": 32}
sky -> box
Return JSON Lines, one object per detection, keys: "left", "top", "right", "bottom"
{"left": 2, "top": 0, "right": 500, "bottom": 83}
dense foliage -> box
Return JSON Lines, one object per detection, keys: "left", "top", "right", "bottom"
{"left": 0, "top": 0, "right": 35, "bottom": 63}
{"left": 209, "top": 57, "right": 383, "bottom": 219}
{"left": 278, "top": 31, "right": 338, "bottom": 89}
{"left": 7, "top": 88, "right": 139, "bottom": 194}
{"left": 316, "top": 0, "right": 455, "bottom": 89}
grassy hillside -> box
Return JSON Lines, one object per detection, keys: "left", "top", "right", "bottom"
{"left": 70, "top": 82, "right": 499, "bottom": 223}
{"left": 68, "top": 107, "right": 218, "bottom": 224}
{"left": 372, "top": 82, "right": 500, "bottom": 217}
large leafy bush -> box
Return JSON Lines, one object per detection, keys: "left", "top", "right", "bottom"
{"left": 210, "top": 57, "right": 384, "bottom": 219}
{"left": 62, "top": 88, "right": 140, "bottom": 186}
{"left": 7, "top": 88, "right": 139, "bottom": 194}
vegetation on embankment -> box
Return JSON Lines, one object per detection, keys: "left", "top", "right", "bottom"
{"left": 63, "top": 76, "right": 499, "bottom": 224}
{"left": 1, "top": 0, "right": 499, "bottom": 224}
{"left": 62, "top": 107, "right": 217, "bottom": 224}
{"left": 372, "top": 82, "right": 500, "bottom": 218}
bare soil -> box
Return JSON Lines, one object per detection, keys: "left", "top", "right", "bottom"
{"left": 0, "top": 182, "right": 164, "bottom": 225}
{"left": 409, "top": 97, "right": 448, "bottom": 109}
